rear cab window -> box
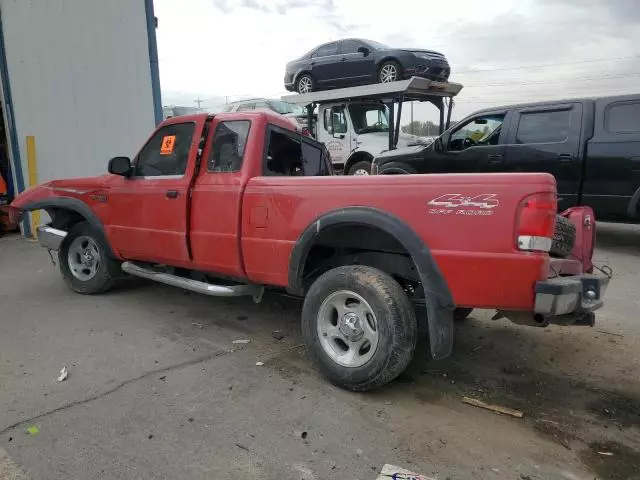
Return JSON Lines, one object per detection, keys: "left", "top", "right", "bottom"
{"left": 207, "top": 120, "right": 251, "bottom": 173}
{"left": 263, "top": 125, "right": 330, "bottom": 177}
{"left": 605, "top": 101, "right": 640, "bottom": 133}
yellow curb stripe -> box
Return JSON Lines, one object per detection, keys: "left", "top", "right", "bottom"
{"left": 26, "top": 135, "right": 39, "bottom": 238}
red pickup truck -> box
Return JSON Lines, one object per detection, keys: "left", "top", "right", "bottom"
{"left": 10, "top": 111, "right": 609, "bottom": 391}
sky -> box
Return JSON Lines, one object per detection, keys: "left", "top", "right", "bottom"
{"left": 155, "top": 0, "right": 640, "bottom": 123}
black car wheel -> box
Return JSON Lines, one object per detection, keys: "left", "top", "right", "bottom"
{"left": 296, "top": 73, "right": 314, "bottom": 93}
{"left": 378, "top": 61, "right": 402, "bottom": 83}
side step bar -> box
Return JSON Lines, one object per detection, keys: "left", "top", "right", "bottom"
{"left": 121, "top": 261, "right": 264, "bottom": 303}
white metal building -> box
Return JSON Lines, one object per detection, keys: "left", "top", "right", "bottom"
{"left": 0, "top": 0, "right": 161, "bottom": 235}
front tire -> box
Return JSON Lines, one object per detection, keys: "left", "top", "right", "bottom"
{"left": 347, "top": 160, "right": 372, "bottom": 176}
{"left": 301, "top": 265, "right": 417, "bottom": 391}
{"left": 378, "top": 61, "right": 402, "bottom": 83}
{"left": 59, "top": 222, "right": 120, "bottom": 294}
{"left": 296, "top": 73, "right": 314, "bottom": 93}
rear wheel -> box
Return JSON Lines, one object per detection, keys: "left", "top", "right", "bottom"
{"left": 347, "top": 160, "right": 372, "bottom": 176}
{"left": 301, "top": 265, "right": 417, "bottom": 391}
{"left": 296, "top": 73, "right": 314, "bottom": 93}
{"left": 378, "top": 61, "right": 402, "bottom": 83}
{"left": 59, "top": 222, "right": 120, "bottom": 294}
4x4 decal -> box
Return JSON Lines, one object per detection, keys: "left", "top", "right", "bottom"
{"left": 427, "top": 193, "right": 499, "bottom": 216}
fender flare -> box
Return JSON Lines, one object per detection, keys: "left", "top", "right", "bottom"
{"left": 287, "top": 206, "right": 455, "bottom": 360}
{"left": 21, "top": 196, "right": 116, "bottom": 258}
{"left": 627, "top": 187, "right": 640, "bottom": 218}
{"left": 344, "top": 150, "right": 373, "bottom": 174}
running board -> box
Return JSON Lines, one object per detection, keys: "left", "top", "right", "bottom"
{"left": 121, "top": 262, "right": 264, "bottom": 303}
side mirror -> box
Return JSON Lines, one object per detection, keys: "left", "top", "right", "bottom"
{"left": 434, "top": 137, "right": 444, "bottom": 152}
{"left": 108, "top": 156, "right": 132, "bottom": 176}
{"left": 357, "top": 46, "right": 370, "bottom": 56}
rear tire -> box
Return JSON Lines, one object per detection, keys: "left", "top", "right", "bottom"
{"left": 301, "top": 265, "right": 417, "bottom": 391}
{"left": 58, "top": 222, "right": 120, "bottom": 294}
{"left": 347, "top": 160, "right": 372, "bottom": 176}
{"left": 296, "top": 73, "right": 314, "bottom": 93}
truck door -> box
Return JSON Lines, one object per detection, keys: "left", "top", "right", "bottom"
{"left": 582, "top": 97, "right": 640, "bottom": 221}
{"left": 430, "top": 111, "right": 508, "bottom": 173}
{"left": 320, "top": 105, "right": 351, "bottom": 168}
{"left": 107, "top": 118, "right": 206, "bottom": 264}
{"left": 504, "top": 103, "right": 583, "bottom": 209}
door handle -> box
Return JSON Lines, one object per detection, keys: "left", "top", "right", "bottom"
{"left": 487, "top": 154, "right": 504, "bottom": 164}
{"left": 165, "top": 190, "right": 179, "bottom": 199}
{"left": 558, "top": 154, "right": 573, "bottom": 163}
{"left": 340, "top": 57, "right": 347, "bottom": 62}
{"left": 310, "top": 61, "right": 316, "bottom": 66}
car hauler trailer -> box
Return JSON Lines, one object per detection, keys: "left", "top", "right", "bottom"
{"left": 282, "top": 77, "right": 462, "bottom": 174}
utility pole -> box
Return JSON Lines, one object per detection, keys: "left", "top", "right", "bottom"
{"left": 194, "top": 96, "right": 203, "bottom": 108}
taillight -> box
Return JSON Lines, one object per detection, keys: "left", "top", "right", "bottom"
{"left": 516, "top": 192, "right": 557, "bottom": 252}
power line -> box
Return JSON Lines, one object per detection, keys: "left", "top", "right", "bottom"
{"left": 455, "top": 54, "right": 640, "bottom": 75}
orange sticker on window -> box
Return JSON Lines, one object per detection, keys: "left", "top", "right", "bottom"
{"left": 160, "top": 135, "right": 176, "bottom": 155}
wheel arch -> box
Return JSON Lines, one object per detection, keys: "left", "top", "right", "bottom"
{"left": 626, "top": 186, "right": 640, "bottom": 218}
{"left": 21, "top": 196, "right": 116, "bottom": 257}
{"left": 344, "top": 150, "right": 374, "bottom": 175}
{"left": 379, "top": 161, "right": 416, "bottom": 175}
{"left": 287, "top": 206, "right": 454, "bottom": 359}
{"left": 376, "top": 56, "right": 401, "bottom": 69}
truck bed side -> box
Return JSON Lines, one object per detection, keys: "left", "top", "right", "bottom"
{"left": 241, "top": 172, "right": 557, "bottom": 310}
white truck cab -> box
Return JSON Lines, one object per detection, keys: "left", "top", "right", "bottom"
{"left": 317, "top": 100, "right": 428, "bottom": 175}
{"left": 282, "top": 77, "right": 463, "bottom": 175}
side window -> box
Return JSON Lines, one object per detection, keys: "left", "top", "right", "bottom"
{"left": 208, "top": 120, "right": 251, "bottom": 173}
{"left": 605, "top": 101, "right": 640, "bottom": 133}
{"left": 301, "top": 141, "right": 329, "bottom": 176}
{"left": 315, "top": 42, "right": 339, "bottom": 57}
{"left": 341, "top": 40, "right": 362, "bottom": 54}
{"left": 449, "top": 114, "right": 505, "bottom": 151}
{"left": 254, "top": 101, "right": 269, "bottom": 110}
{"left": 516, "top": 110, "right": 571, "bottom": 144}
{"left": 236, "top": 103, "right": 255, "bottom": 112}
{"left": 331, "top": 107, "right": 348, "bottom": 134}
{"left": 134, "top": 123, "right": 195, "bottom": 177}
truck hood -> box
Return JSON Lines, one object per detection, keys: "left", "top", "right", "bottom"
{"left": 356, "top": 131, "right": 433, "bottom": 154}
{"left": 11, "top": 175, "right": 111, "bottom": 210}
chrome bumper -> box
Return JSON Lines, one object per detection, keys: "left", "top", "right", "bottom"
{"left": 36, "top": 225, "right": 67, "bottom": 250}
{"left": 534, "top": 274, "right": 610, "bottom": 316}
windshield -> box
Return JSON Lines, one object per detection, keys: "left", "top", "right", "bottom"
{"left": 348, "top": 104, "right": 389, "bottom": 134}
{"left": 268, "top": 100, "right": 304, "bottom": 116}
{"left": 365, "top": 39, "right": 390, "bottom": 50}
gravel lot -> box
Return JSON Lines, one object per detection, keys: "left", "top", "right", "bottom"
{"left": 1, "top": 224, "right": 639, "bottom": 480}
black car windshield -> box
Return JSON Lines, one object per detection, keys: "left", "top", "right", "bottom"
{"left": 349, "top": 104, "right": 389, "bottom": 134}
{"left": 364, "top": 39, "right": 390, "bottom": 50}
{"left": 268, "top": 100, "right": 304, "bottom": 116}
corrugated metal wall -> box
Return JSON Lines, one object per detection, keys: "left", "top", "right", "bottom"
{"left": 0, "top": 0, "right": 157, "bottom": 195}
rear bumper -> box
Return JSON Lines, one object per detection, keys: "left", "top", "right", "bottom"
{"left": 37, "top": 225, "right": 67, "bottom": 250}
{"left": 534, "top": 273, "right": 610, "bottom": 316}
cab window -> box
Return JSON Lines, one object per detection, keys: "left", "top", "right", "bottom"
{"left": 134, "top": 123, "right": 195, "bottom": 177}
{"left": 263, "top": 126, "right": 329, "bottom": 177}
{"left": 449, "top": 114, "right": 505, "bottom": 151}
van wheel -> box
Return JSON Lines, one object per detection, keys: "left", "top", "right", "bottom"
{"left": 301, "top": 265, "right": 417, "bottom": 391}
{"left": 348, "top": 160, "right": 372, "bottom": 175}
{"left": 58, "top": 222, "right": 120, "bottom": 294}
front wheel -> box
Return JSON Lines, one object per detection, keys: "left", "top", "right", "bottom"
{"left": 301, "top": 265, "right": 417, "bottom": 391}
{"left": 296, "top": 73, "right": 314, "bottom": 93}
{"left": 378, "top": 61, "right": 402, "bottom": 83}
{"left": 59, "top": 222, "right": 120, "bottom": 294}
{"left": 347, "top": 160, "right": 372, "bottom": 176}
